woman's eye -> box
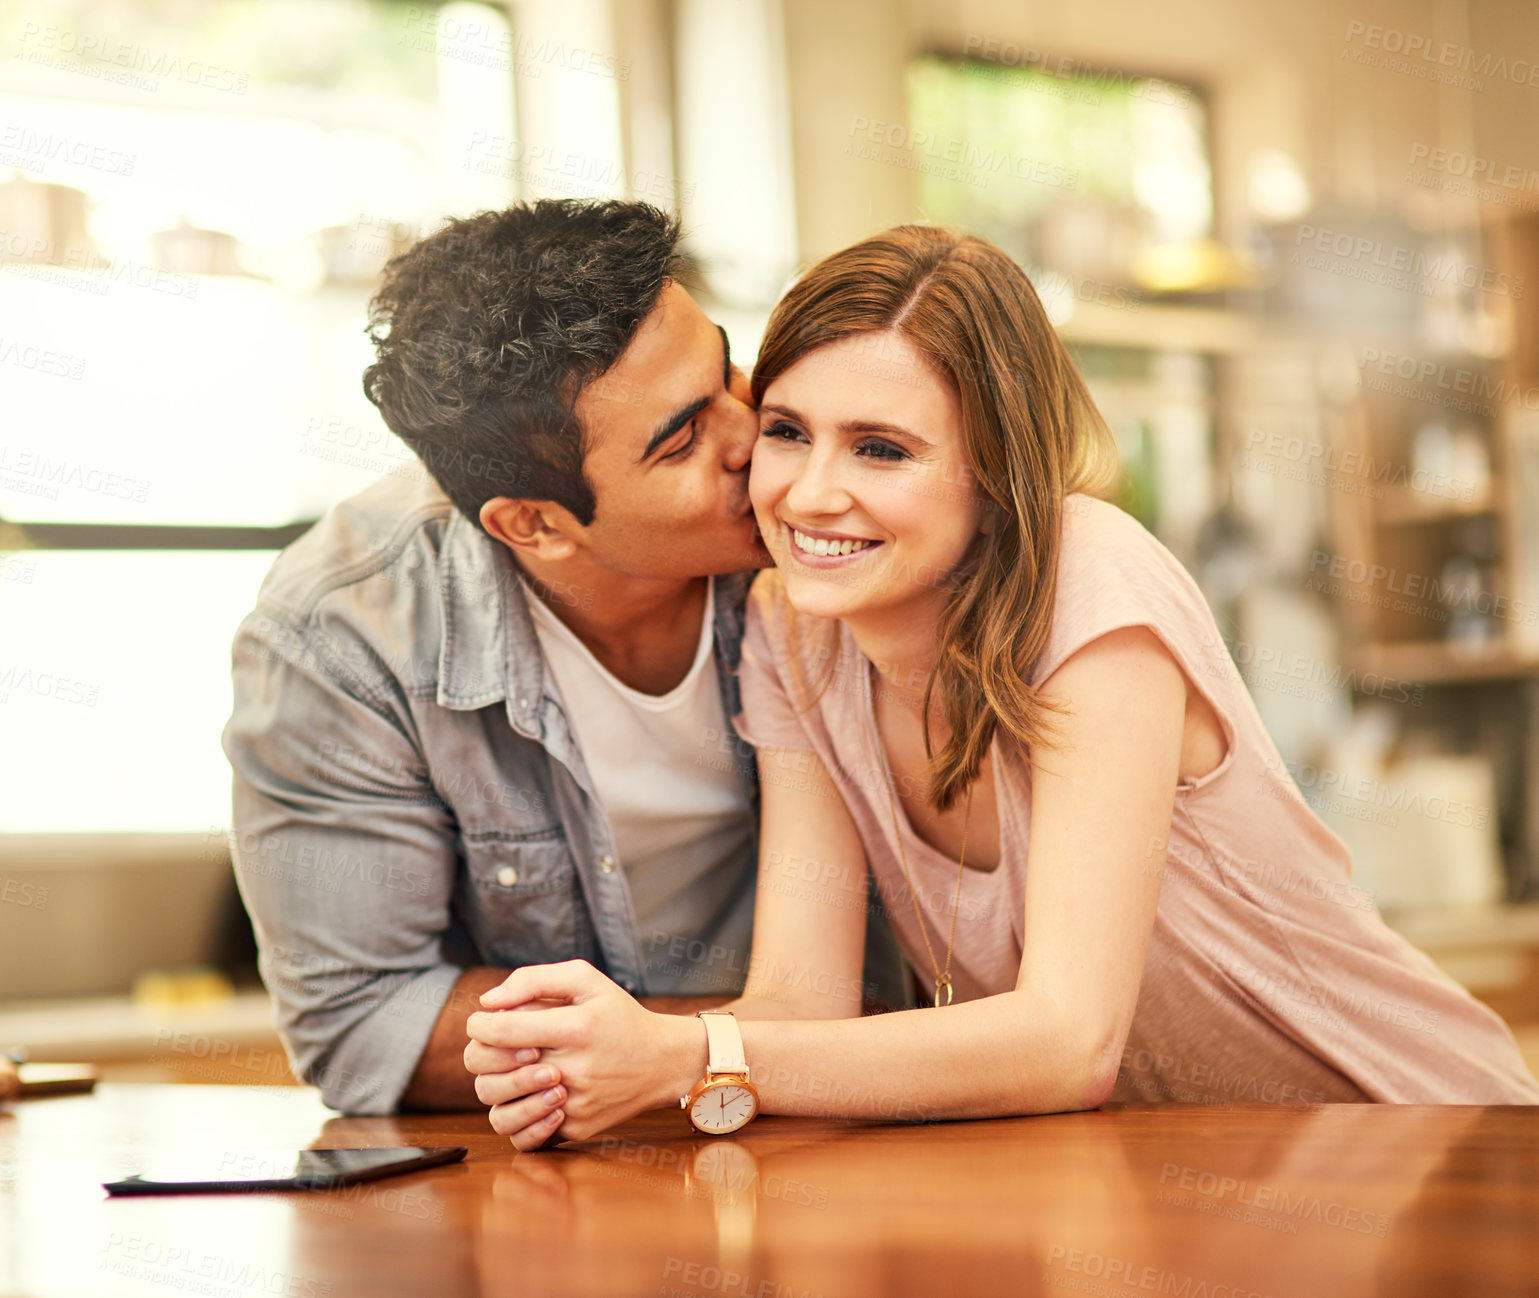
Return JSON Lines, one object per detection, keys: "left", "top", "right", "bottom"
{"left": 857, "top": 439, "right": 907, "bottom": 462}
{"left": 760, "top": 420, "right": 805, "bottom": 443}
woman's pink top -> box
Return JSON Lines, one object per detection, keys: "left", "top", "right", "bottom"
{"left": 733, "top": 493, "right": 1539, "bottom": 1105}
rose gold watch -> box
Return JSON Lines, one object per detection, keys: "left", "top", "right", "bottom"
{"left": 680, "top": 1010, "right": 759, "bottom": 1135}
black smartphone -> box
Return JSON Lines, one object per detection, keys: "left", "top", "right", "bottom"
{"left": 103, "top": 1146, "right": 467, "bottom": 1196}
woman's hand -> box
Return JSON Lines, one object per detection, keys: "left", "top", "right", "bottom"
{"left": 466, "top": 960, "right": 702, "bottom": 1148}
{"left": 462, "top": 1038, "right": 568, "bottom": 1152}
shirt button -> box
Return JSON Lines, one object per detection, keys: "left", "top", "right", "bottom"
{"left": 599, "top": 855, "right": 615, "bottom": 874}
{"left": 496, "top": 866, "right": 518, "bottom": 887}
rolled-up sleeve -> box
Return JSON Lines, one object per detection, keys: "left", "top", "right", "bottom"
{"left": 221, "top": 612, "right": 464, "bottom": 1114}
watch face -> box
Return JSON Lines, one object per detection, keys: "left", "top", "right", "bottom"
{"left": 689, "top": 1082, "right": 757, "bottom": 1134}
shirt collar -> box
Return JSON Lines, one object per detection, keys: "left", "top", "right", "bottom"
{"left": 434, "top": 504, "right": 758, "bottom": 734}
{"left": 434, "top": 507, "right": 542, "bottom": 733}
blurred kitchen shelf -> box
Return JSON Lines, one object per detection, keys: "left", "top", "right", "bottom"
{"left": 0, "top": 988, "right": 280, "bottom": 1062}
{"left": 1320, "top": 214, "right": 1539, "bottom": 704}
{"left": 1375, "top": 487, "right": 1495, "bottom": 526}
{"left": 1057, "top": 301, "right": 1261, "bottom": 354}
{"left": 1385, "top": 903, "right": 1539, "bottom": 1024}
{"left": 1349, "top": 640, "right": 1539, "bottom": 684}
{"left": 1315, "top": 215, "right": 1539, "bottom": 906}
{"left": 1386, "top": 901, "right": 1539, "bottom": 950}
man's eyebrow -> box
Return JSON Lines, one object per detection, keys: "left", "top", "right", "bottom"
{"left": 638, "top": 395, "right": 711, "bottom": 464}
{"left": 636, "top": 327, "right": 732, "bottom": 465}
{"left": 759, "top": 404, "right": 932, "bottom": 447}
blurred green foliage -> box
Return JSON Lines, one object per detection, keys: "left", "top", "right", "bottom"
{"left": 2, "top": 0, "right": 452, "bottom": 101}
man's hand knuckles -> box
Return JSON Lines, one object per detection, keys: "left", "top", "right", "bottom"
{"left": 472, "top": 1022, "right": 507, "bottom": 1049}
{"left": 464, "top": 1041, "right": 501, "bottom": 1070}
{"left": 549, "top": 1020, "right": 584, "bottom": 1050}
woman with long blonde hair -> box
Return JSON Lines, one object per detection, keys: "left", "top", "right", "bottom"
{"left": 466, "top": 225, "right": 1539, "bottom": 1146}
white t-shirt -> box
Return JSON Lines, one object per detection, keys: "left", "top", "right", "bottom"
{"left": 525, "top": 580, "right": 754, "bottom": 994}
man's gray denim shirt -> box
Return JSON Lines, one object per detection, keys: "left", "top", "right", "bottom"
{"left": 222, "top": 471, "right": 906, "bottom": 1115}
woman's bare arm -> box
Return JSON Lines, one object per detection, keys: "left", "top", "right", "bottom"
{"left": 469, "top": 625, "right": 1185, "bottom": 1142}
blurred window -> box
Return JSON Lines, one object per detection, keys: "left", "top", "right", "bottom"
{"left": 905, "top": 55, "right": 1215, "bottom": 551}
{"left": 905, "top": 54, "right": 1211, "bottom": 287}
{"left": 0, "top": 0, "right": 516, "bottom": 832}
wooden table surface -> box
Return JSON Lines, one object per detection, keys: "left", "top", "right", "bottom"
{"left": 1, "top": 1085, "right": 1535, "bottom": 1297}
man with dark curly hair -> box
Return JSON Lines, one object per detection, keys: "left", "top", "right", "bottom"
{"left": 222, "top": 200, "right": 904, "bottom": 1114}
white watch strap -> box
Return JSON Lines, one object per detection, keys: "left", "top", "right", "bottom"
{"left": 698, "top": 1011, "right": 747, "bottom": 1075}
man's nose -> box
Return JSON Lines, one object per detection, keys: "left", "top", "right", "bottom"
{"left": 721, "top": 402, "right": 757, "bottom": 474}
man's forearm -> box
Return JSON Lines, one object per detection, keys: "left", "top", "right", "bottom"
{"left": 400, "top": 969, "right": 733, "bottom": 1111}
{"left": 400, "top": 966, "right": 510, "bottom": 1111}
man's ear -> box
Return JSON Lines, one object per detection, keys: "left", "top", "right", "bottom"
{"left": 479, "top": 497, "right": 580, "bottom": 560}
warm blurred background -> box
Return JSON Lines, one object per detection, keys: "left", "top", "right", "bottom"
{"left": 5, "top": 0, "right": 1539, "bottom": 1085}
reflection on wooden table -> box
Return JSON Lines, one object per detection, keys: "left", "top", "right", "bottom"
{"left": 0, "top": 1085, "right": 1534, "bottom": 1297}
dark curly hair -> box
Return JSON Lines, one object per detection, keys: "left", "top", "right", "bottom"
{"left": 362, "top": 199, "right": 688, "bottom": 529}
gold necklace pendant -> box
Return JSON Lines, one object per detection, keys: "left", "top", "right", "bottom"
{"left": 871, "top": 661, "right": 973, "bottom": 1012}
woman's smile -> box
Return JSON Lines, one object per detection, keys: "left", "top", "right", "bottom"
{"left": 784, "top": 521, "right": 884, "bottom": 565}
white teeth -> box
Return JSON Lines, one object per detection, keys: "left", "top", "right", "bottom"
{"left": 790, "top": 527, "right": 876, "bottom": 558}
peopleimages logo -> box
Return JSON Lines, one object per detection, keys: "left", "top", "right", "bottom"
{"left": 0, "top": 126, "right": 135, "bottom": 176}
{"left": 15, "top": 22, "right": 249, "bottom": 93}
{"left": 1292, "top": 225, "right": 1523, "bottom": 298}
{"left": 846, "top": 116, "right": 1079, "bottom": 190}
{"left": 1360, "top": 347, "right": 1539, "bottom": 412}
{"left": 958, "top": 35, "right": 1192, "bottom": 105}
{"left": 1306, "top": 548, "right": 1539, "bottom": 629}
{"left": 1344, "top": 19, "right": 1539, "bottom": 88}
{"left": 1266, "top": 752, "right": 1491, "bottom": 832}
{"left": 1157, "top": 1163, "right": 1391, "bottom": 1236}
{"left": 1408, "top": 143, "right": 1539, "bottom": 195}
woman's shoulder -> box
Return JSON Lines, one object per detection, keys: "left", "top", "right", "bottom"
{"left": 1058, "top": 492, "right": 1197, "bottom": 588}
{"left": 744, "top": 567, "right": 794, "bottom": 651}
{"left": 741, "top": 569, "right": 851, "bottom": 710}
{"left": 1061, "top": 491, "right": 1154, "bottom": 549}
{"left": 1035, "top": 493, "right": 1219, "bottom": 684}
